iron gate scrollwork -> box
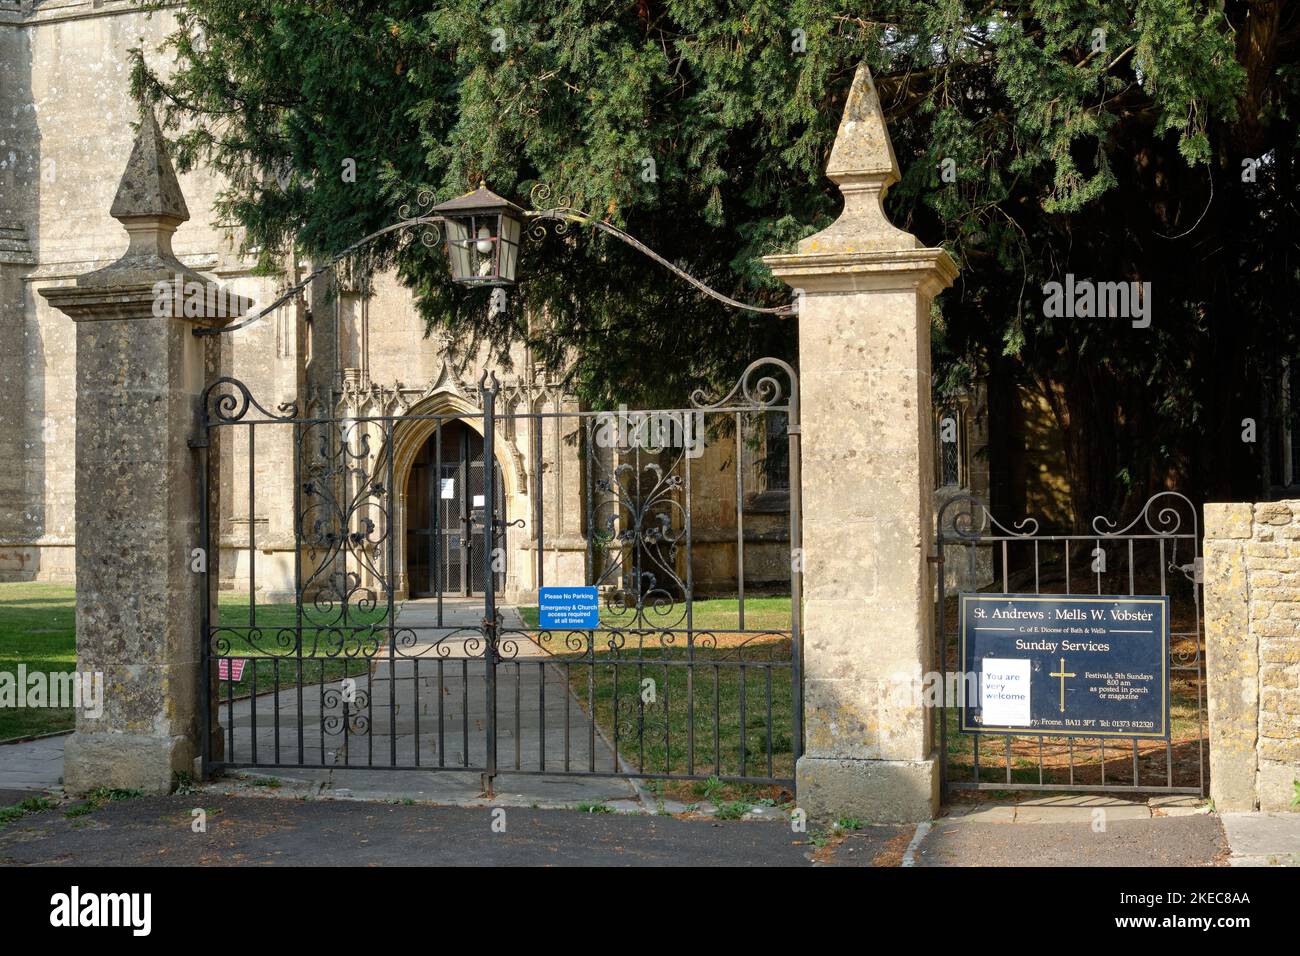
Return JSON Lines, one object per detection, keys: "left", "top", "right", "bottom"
{"left": 935, "top": 491, "right": 1206, "bottom": 796}
{"left": 197, "top": 359, "right": 803, "bottom": 791}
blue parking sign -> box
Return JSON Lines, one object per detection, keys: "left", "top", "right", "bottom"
{"left": 538, "top": 587, "right": 600, "bottom": 629}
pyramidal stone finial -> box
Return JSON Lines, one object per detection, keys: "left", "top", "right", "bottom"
{"left": 77, "top": 105, "right": 213, "bottom": 291}
{"left": 110, "top": 106, "right": 190, "bottom": 224}
{"left": 798, "top": 63, "right": 917, "bottom": 254}
{"left": 825, "top": 64, "right": 900, "bottom": 185}
{"left": 45, "top": 105, "right": 251, "bottom": 322}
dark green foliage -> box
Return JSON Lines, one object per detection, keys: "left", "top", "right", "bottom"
{"left": 132, "top": 2, "right": 1299, "bottom": 516}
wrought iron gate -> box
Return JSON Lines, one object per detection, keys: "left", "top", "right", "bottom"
{"left": 935, "top": 492, "right": 1206, "bottom": 796}
{"left": 196, "top": 359, "right": 802, "bottom": 791}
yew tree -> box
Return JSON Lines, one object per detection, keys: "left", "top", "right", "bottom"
{"left": 132, "top": 0, "right": 1300, "bottom": 526}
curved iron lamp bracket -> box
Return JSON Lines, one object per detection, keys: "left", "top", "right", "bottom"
{"left": 524, "top": 207, "right": 795, "bottom": 317}
{"left": 196, "top": 199, "right": 794, "bottom": 337}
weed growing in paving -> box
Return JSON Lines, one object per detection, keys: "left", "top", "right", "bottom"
{"left": 692, "top": 775, "right": 726, "bottom": 802}
{"left": 173, "top": 771, "right": 200, "bottom": 796}
{"left": 86, "top": 787, "right": 143, "bottom": 802}
{"left": 62, "top": 786, "right": 145, "bottom": 819}
{"left": 713, "top": 801, "right": 753, "bottom": 820}
{"left": 0, "top": 796, "right": 55, "bottom": 829}
{"left": 574, "top": 802, "right": 614, "bottom": 814}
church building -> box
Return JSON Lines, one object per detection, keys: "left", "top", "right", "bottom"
{"left": 0, "top": 0, "right": 820, "bottom": 603}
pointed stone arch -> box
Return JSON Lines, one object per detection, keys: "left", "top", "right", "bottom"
{"left": 385, "top": 387, "right": 525, "bottom": 598}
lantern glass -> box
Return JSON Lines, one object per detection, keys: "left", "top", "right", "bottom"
{"left": 432, "top": 185, "right": 526, "bottom": 287}
{"left": 443, "top": 216, "right": 473, "bottom": 282}
{"left": 498, "top": 210, "right": 521, "bottom": 284}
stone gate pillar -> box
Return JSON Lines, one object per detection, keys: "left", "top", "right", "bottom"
{"left": 40, "top": 108, "right": 246, "bottom": 793}
{"left": 764, "top": 65, "right": 958, "bottom": 822}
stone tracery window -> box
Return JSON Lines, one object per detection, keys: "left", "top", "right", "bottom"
{"left": 936, "top": 400, "right": 967, "bottom": 488}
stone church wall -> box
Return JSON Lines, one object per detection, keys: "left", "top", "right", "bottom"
{"left": 2, "top": 0, "right": 785, "bottom": 606}
{"left": 2, "top": 1, "right": 234, "bottom": 581}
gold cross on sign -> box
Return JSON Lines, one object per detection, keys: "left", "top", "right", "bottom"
{"left": 1049, "top": 657, "right": 1076, "bottom": 713}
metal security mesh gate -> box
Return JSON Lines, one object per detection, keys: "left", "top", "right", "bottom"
{"left": 196, "top": 359, "right": 802, "bottom": 790}
{"left": 935, "top": 492, "right": 1206, "bottom": 796}
{"left": 404, "top": 421, "right": 504, "bottom": 598}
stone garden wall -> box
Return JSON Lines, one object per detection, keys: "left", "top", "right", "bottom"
{"left": 1204, "top": 500, "right": 1300, "bottom": 812}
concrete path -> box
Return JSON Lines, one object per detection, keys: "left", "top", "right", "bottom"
{"left": 216, "top": 597, "right": 634, "bottom": 805}
{"left": 0, "top": 734, "right": 65, "bottom": 792}
{"left": 906, "top": 795, "right": 1229, "bottom": 866}
{"left": 1220, "top": 813, "right": 1300, "bottom": 866}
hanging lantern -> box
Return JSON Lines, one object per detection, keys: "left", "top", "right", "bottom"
{"left": 430, "top": 183, "right": 524, "bottom": 286}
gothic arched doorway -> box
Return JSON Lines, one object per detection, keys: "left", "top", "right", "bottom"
{"left": 404, "top": 419, "right": 506, "bottom": 597}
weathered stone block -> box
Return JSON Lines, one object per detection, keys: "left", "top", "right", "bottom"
{"left": 1247, "top": 541, "right": 1289, "bottom": 559}
{"left": 63, "top": 730, "right": 194, "bottom": 796}
{"left": 1261, "top": 689, "right": 1300, "bottom": 716}
{"left": 1259, "top": 736, "right": 1300, "bottom": 762}
{"left": 1262, "top": 715, "right": 1300, "bottom": 738}
{"left": 1258, "top": 763, "right": 1300, "bottom": 813}
{"left": 1256, "top": 501, "right": 1295, "bottom": 526}
{"left": 1204, "top": 502, "right": 1253, "bottom": 540}
{"left": 1257, "top": 613, "right": 1298, "bottom": 636}
{"left": 1261, "top": 663, "right": 1300, "bottom": 690}
{"left": 1261, "top": 640, "right": 1300, "bottom": 664}
{"left": 795, "top": 754, "right": 938, "bottom": 824}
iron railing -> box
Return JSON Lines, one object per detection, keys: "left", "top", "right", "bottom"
{"left": 936, "top": 491, "right": 1206, "bottom": 796}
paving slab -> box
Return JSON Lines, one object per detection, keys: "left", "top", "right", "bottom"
{"left": 940, "top": 803, "right": 1017, "bottom": 822}
{"left": 1013, "top": 796, "right": 1151, "bottom": 824}
{"left": 1221, "top": 812, "right": 1300, "bottom": 867}
{"left": 1148, "top": 795, "right": 1210, "bottom": 817}
{"left": 942, "top": 795, "right": 1162, "bottom": 824}
{"left": 915, "top": 813, "right": 1226, "bottom": 866}
{"left": 0, "top": 735, "right": 65, "bottom": 792}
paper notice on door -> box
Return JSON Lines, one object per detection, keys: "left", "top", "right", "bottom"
{"left": 440, "top": 479, "right": 454, "bottom": 499}
{"left": 980, "top": 658, "right": 1032, "bottom": 727}
{"left": 472, "top": 494, "right": 485, "bottom": 507}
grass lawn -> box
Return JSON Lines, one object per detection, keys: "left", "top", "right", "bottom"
{"left": 0, "top": 583, "right": 76, "bottom": 741}
{"left": 516, "top": 596, "right": 798, "bottom": 787}
{"left": 515, "top": 595, "right": 795, "bottom": 634}
{"left": 211, "top": 600, "right": 387, "bottom": 705}
{"left": 0, "top": 582, "right": 385, "bottom": 742}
